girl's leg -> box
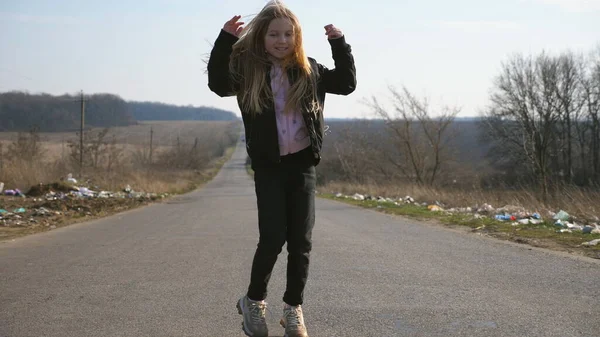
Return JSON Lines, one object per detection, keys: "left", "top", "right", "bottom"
{"left": 283, "top": 164, "right": 316, "bottom": 306}
{"left": 247, "top": 166, "right": 288, "bottom": 301}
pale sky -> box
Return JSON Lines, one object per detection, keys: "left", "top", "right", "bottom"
{"left": 1, "top": 0, "right": 599, "bottom": 118}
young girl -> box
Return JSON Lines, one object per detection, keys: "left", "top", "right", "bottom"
{"left": 207, "top": 1, "right": 355, "bottom": 336}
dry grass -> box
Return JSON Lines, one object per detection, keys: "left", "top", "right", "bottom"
{"left": 319, "top": 181, "right": 600, "bottom": 220}
{"left": 0, "top": 121, "right": 241, "bottom": 194}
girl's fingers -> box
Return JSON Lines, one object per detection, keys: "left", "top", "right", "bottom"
{"left": 227, "top": 15, "right": 241, "bottom": 24}
{"left": 223, "top": 16, "right": 244, "bottom": 35}
{"left": 324, "top": 24, "right": 339, "bottom": 35}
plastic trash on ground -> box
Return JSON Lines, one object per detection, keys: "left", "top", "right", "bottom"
{"left": 352, "top": 193, "right": 365, "bottom": 201}
{"left": 495, "top": 214, "right": 516, "bottom": 221}
{"left": 66, "top": 173, "right": 77, "bottom": 184}
{"left": 478, "top": 203, "right": 495, "bottom": 213}
{"left": 553, "top": 210, "right": 570, "bottom": 221}
{"left": 582, "top": 239, "right": 600, "bottom": 246}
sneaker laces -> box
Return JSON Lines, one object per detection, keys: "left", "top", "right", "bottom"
{"left": 284, "top": 306, "right": 303, "bottom": 329}
{"left": 249, "top": 301, "right": 268, "bottom": 325}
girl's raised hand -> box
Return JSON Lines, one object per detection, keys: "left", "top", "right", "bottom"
{"left": 223, "top": 15, "right": 244, "bottom": 37}
{"left": 324, "top": 24, "right": 343, "bottom": 39}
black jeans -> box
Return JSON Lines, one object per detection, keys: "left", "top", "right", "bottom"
{"left": 247, "top": 147, "right": 316, "bottom": 306}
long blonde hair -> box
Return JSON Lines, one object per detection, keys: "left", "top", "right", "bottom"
{"left": 230, "top": 1, "right": 318, "bottom": 116}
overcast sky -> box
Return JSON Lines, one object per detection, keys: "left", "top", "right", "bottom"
{"left": 1, "top": 0, "right": 599, "bottom": 118}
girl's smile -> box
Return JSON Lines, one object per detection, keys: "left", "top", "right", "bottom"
{"left": 264, "top": 18, "right": 295, "bottom": 60}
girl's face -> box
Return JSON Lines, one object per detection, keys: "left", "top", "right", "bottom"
{"left": 264, "top": 18, "right": 295, "bottom": 61}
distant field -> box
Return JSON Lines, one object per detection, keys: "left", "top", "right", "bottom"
{"left": 0, "top": 120, "right": 242, "bottom": 146}
{"left": 0, "top": 120, "right": 242, "bottom": 192}
{"left": 0, "top": 120, "right": 243, "bottom": 162}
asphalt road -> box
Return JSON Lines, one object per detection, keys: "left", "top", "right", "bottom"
{"left": 1, "top": 141, "right": 599, "bottom": 337}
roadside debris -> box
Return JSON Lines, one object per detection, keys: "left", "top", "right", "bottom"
{"left": 0, "top": 179, "right": 169, "bottom": 229}
{"left": 582, "top": 239, "right": 600, "bottom": 246}
{"left": 330, "top": 192, "right": 600, "bottom": 236}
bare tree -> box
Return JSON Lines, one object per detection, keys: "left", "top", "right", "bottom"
{"left": 554, "top": 52, "right": 586, "bottom": 183}
{"left": 106, "top": 135, "right": 124, "bottom": 172}
{"left": 366, "top": 86, "right": 459, "bottom": 186}
{"left": 67, "top": 128, "right": 111, "bottom": 169}
{"left": 581, "top": 47, "right": 600, "bottom": 183}
{"left": 482, "top": 53, "right": 561, "bottom": 198}
{"left": 6, "top": 127, "right": 44, "bottom": 164}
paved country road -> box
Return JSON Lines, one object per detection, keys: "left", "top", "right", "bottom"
{"left": 1, "top": 141, "right": 599, "bottom": 337}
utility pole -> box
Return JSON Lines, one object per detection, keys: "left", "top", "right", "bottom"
{"left": 149, "top": 126, "right": 154, "bottom": 163}
{"left": 78, "top": 90, "right": 87, "bottom": 179}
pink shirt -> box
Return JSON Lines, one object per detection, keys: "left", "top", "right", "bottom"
{"left": 270, "top": 64, "right": 311, "bottom": 156}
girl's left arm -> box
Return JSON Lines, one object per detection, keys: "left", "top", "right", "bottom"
{"left": 319, "top": 35, "right": 357, "bottom": 95}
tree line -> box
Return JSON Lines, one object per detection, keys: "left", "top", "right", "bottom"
{"left": 0, "top": 91, "right": 237, "bottom": 132}
{"left": 130, "top": 101, "right": 237, "bottom": 121}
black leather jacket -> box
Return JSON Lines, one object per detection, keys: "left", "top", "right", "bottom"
{"left": 207, "top": 29, "right": 356, "bottom": 169}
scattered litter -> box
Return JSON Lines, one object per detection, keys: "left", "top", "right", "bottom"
{"left": 66, "top": 173, "right": 77, "bottom": 184}
{"left": 34, "top": 208, "right": 51, "bottom": 216}
{"left": 553, "top": 210, "right": 570, "bottom": 221}
{"left": 477, "top": 203, "right": 495, "bottom": 213}
{"left": 566, "top": 222, "right": 584, "bottom": 231}
{"left": 495, "top": 214, "right": 516, "bottom": 221}
{"left": 428, "top": 205, "right": 444, "bottom": 212}
{"left": 582, "top": 239, "right": 600, "bottom": 247}
{"left": 352, "top": 193, "right": 365, "bottom": 201}
{"left": 3, "top": 189, "right": 24, "bottom": 197}
{"left": 0, "top": 181, "right": 169, "bottom": 228}
{"left": 329, "top": 192, "right": 599, "bottom": 235}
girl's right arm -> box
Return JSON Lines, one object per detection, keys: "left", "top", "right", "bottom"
{"left": 207, "top": 17, "right": 244, "bottom": 97}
